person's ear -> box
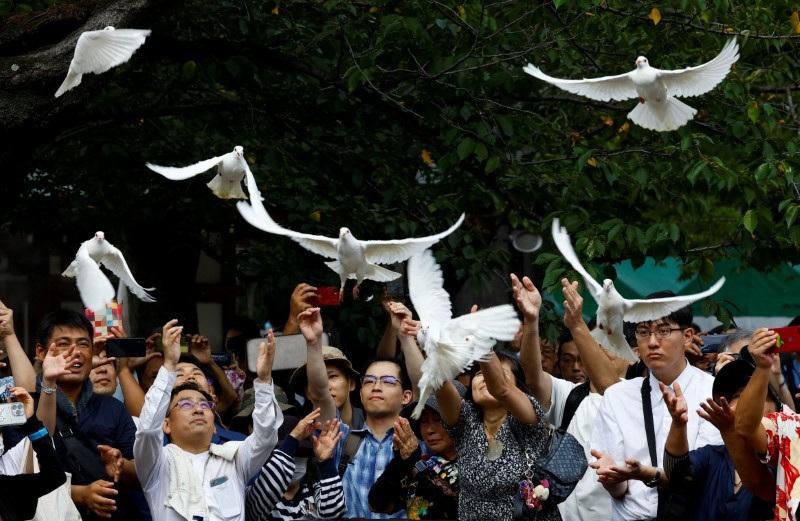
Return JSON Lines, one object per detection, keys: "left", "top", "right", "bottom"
{"left": 348, "top": 378, "right": 356, "bottom": 393}
{"left": 34, "top": 343, "right": 46, "bottom": 362}
{"left": 163, "top": 418, "right": 171, "bottom": 436}
{"left": 683, "top": 326, "right": 695, "bottom": 343}
{"left": 401, "top": 390, "right": 413, "bottom": 406}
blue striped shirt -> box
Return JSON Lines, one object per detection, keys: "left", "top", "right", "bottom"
{"left": 338, "top": 422, "right": 406, "bottom": 519}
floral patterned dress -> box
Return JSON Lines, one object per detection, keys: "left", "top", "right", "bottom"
{"left": 445, "top": 395, "right": 560, "bottom": 520}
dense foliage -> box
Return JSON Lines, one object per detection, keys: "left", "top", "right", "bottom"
{"left": 2, "top": 0, "right": 799, "bottom": 340}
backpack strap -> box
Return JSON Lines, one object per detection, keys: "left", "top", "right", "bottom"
{"left": 641, "top": 375, "right": 658, "bottom": 467}
{"left": 559, "top": 380, "right": 591, "bottom": 430}
{"left": 338, "top": 430, "right": 366, "bottom": 476}
{"left": 55, "top": 411, "right": 108, "bottom": 483}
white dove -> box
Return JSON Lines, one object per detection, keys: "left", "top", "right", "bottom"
{"left": 551, "top": 219, "right": 725, "bottom": 361}
{"left": 55, "top": 27, "right": 151, "bottom": 98}
{"left": 238, "top": 183, "right": 465, "bottom": 299}
{"left": 146, "top": 146, "right": 254, "bottom": 200}
{"left": 408, "top": 249, "right": 521, "bottom": 419}
{"left": 63, "top": 232, "right": 156, "bottom": 312}
{"left": 523, "top": 39, "right": 739, "bottom": 131}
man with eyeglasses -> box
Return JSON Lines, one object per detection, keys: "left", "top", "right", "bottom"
{"left": 134, "top": 319, "right": 283, "bottom": 521}
{"left": 589, "top": 291, "right": 722, "bottom": 521}
{"left": 297, "top": 307, "right": 413, "bottom": 518}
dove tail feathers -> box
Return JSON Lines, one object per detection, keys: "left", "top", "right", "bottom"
{"left": 55, "top": 70, "right": 82, "bottom": 98}
{"left": 590, "top": 328, "right": 638, "bottom": 362}
{"left": 411, "top": 388, "right": 432, "bottom": 420}
{"left": 207, "top": 175, "right": 247, "bottom": 200}
{"left": 365, "top": 264, "right": 402, "bottom": 283}
{"left": 628, "top": 96, "right": 697, "bottom": 132}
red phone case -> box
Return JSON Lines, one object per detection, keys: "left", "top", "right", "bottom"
{"left": 774, "top": 326, "right": 800, "bottom": 353}
{"left": 314, "top": 286, "right": 341, "bottom": 306}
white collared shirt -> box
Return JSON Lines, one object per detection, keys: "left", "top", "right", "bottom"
{"left": 134, "top": 367, "right": 282, "bottom": 521}
{"left": 591, "top": 362, "right": 722, "bottom": 521}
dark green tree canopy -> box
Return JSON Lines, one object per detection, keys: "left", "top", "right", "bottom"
{"left": 1, "top": 0, "right": 799, "bottom": 333}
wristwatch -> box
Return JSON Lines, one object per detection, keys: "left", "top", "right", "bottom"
{"left": 645, "top": 469, "right": 661, "bottom": 488}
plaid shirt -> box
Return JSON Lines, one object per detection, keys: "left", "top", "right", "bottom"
{"left": 338, "top": 422, "right": 406, "bottom": 519}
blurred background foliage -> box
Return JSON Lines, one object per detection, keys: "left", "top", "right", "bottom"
{"left": 1, "top": 0, "right": 799, "bottom": 348}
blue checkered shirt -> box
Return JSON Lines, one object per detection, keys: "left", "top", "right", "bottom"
{"left": 337, "top": 421, "right": 406, "bottom": 519}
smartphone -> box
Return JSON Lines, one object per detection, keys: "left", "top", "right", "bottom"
{"left": 180, "top": 335, "right": 190, "bottom": 354}
{"left": 0, "top": 402, "right": 26, "bottom": 427}
{"left": 312, "top": 286, "right": 340, "bottom": 307}
{"left": 774, "top": 327, "right": 800, "bottom": 353}
{"left": 0, "top": 376, "right": 14, "bottom": 402}
{"left": 212, "top": 353, "right": 232, "bottom": 366}
{"left": 699, "top": 335, "right": 728, "bottom": 354}
{"left": 106, "top": 337, "right": 146, "bottom": 358}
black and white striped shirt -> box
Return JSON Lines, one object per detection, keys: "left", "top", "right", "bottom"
{"left": 246, "top": 436, "right": 345, "bottom": 520}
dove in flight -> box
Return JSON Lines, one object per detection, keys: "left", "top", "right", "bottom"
{"left": 146, "top": 146, "right": 254, "bottom": 200}
{"left": 551, "top": 219, "right": 725, "bottom": 361}
{"left": 236, "top": 177, "right": 465, "bottom": 300}
{"left": 63, "top": 232, "right": 155, "bottom": 312}
{"left": 407, "top": 249, "right": 521, "bottom": 419}
{"left": 523, "top": 39, "right": 738, "bottom": 131}
{"left": 55, "top": 27, "right": 151, "bottom": 98}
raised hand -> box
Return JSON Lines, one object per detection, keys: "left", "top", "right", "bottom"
{"left": 659, "top": 381, "right": 688, "bottom": 426}
{"left": 400, "top": 318, "right": 421, "bottom": 338}
{"left": 297, "top": 307, "right": 323, "bottom": 345}
{"left": 392, "top": 417, "right": 419, "bottom": 460}
{"left": 749, "top": 328, "right": 778, "bottom": 370}
{"left": 698, "top": 396, "right": 735, "bottom": 434}
{"left": 290, "top": 408, "right": 322, "bottom": 441}
{"left": 387, "top": 301, "right": 412, "bottom": 332}
{"left": 0, "top": 300, "right": 15, "bottom": 338}
{"left": 42, "top": 343, "right": 80, "bottom": 383}
{"left": 97, "top": 444, "right": 123, "bottom": 482}
{"left": 290, "top": 283, "right": 318, "bottom": 319}
{"left": 9, "top": 386, "right": 34, "bottom": 419}
{"left": 561, "top": 278, "right": 585, "bottom": 330}
{"left": 510, "top": 273, "right": 542, "bottom": 322}
{"left": 161, "top": 319, "right": 183, "bottom": 372}
{"left": 313, "top": 418, "right": 342, "bottom": 462}
{"left": 92, "top": 350, "right": 116, "bottom": 370}
{"left": 256, "top": 329, "right": 276, "bottom": 383}
{"left": 189, "top": 334, "right": 212, "bottom": 365}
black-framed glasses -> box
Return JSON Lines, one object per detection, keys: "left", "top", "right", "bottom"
{"left": 362, "top": 374, "right": 400, "bottom": 387}
{"left": 635, "top": 326, "right": 683, "bottom": 340}
{"left": 172, "top": 398, "right": 214, "bottom": 411}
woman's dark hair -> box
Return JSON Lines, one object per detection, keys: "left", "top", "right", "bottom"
{"left": 465, "top": 348, "right": 531, "bottom": 403}
{"left": 36, "top": 309, "right": 94, "bottom": 347}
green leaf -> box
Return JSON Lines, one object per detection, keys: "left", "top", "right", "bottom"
{"left": 787, "top": 206, "right": 800, "bottom": 228}
{"left": 485, "top": 156, "right": 501, "bottom": 173}
{"left": 747, "top": 102, "right": 760, "bottom": 124}
{"left": 474, "top": 142, "right": 488, "bottom": 161}
{"left": 742, "top": 209, "right": 757, "bottom": 233}
{"left": 457, "top": 138, "right": 475, "bottom": 160}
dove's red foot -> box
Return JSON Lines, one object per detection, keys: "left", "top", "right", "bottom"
{"left": 638, "top": 96, "right": 646, "bottom": 104}
{"left": 352, "top": 285, "right": 360, "bottom": 300}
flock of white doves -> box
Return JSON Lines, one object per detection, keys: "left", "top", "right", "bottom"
{"left": 58, "top": 25, "right": 733, "bottom": 404}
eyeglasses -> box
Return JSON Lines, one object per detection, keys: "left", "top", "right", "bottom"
{"left": 635, "top": 325, "right": 683, "bottom": 340}
{"left": 171, "top": 398, "right": 214, "bottom": 411}
{"left": 362, "top": 375, "right": 400, "bottom": 387}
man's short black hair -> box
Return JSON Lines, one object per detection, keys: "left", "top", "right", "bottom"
{"left": 641, "top": 290, "right": 693, "bottom": 329}
{"left": 37, "top": 309, "right": 93, "bottom": 347}
{"left": 169, "top": 382, "right": 214, "bottom": 405}
{"left": 363, "top": 357, "right": 412, "bottom": 391}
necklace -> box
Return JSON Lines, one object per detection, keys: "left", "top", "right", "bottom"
{"left": 484, "top": 419, "right": 505, "bottom": 461}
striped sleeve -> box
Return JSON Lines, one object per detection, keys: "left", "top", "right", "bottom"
{"left": 246, "top": 449, "right": 295, "bottom": 520}
{"left": 313, "top": 458, "right": 347, "bottom": 519}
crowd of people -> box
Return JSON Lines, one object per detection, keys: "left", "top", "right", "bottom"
{"left": 0, "top": 273, "right": 798, "bottom": 521}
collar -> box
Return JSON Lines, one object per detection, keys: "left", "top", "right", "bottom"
{"left": 350, "top": 424, "right": 395, "bottom": 442}
{"left": 41, "top": 376, "right": 94, "bottom": 419}
{"left": 648, "top": 359, "right": 693, "bottom": 396}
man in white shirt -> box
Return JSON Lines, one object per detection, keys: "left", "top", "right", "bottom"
{"left": 134, "top": 319, "right": 282, "bottom": 521}
{"left": 589, "top": 288, "right": 722, "bottom": 521}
